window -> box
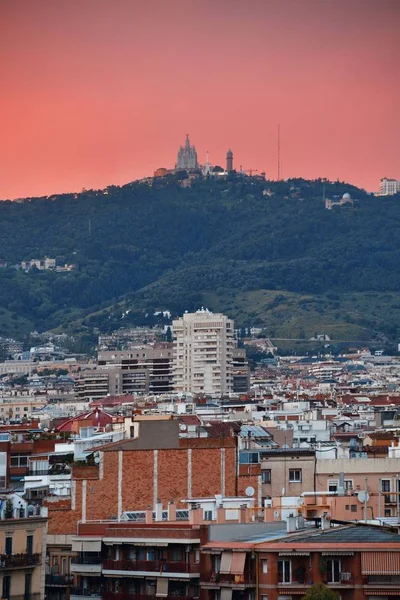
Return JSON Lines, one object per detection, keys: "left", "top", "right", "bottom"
{"left": 26, "top": 534, "right": 33, "bottom": 555}
{"left": 328, "top": 480, "right": 338, "bottom": 492}
{"left": 5, "top": 537, "right": 12, "bottom": 556}
{"left": 385, "top": 508, "right": 391, "bottom": 517}
{"left": 344, "top": 480, "right": 353, "bottom": 491}
{"left": 289, "top": 469, "right": 302, "bottom": 483}
{"left": 261, "top": 559, "right": 268, "bottom": 573}
{"left": 327, "top": 559, "right": 340, "bottom": 583}
{"left": 351, "top": 505, "right": 357, "bottom": 512}
{"left": 10, "top": 455, "right": 28, "bottom": 467}
{"left": 204, "top": 510, "right": 213, "bottom": 521}
{"left": 171, "top": 548, "right": 183, "bottom": 561}
{"left": 239, "top": 451, "right": 259, "bottom": 464}
{"left": 262, "top": 596, "right": 268, "bottom": 600}
{"left": 214, "top": 555, "right": 221, "bottom": 573}
{"left": 24, "top": 573, "right": 31, "bottom": 600}
{"left": 61, "top": 557, "right": 67, "bottom": 575}
{"left": 382, "top": 479, "right": 391, "bottom": 503}
{"left": 146, "top": 548, "right": 155, "bottom": 561}
{"left": 194, "top": 550, "right": 200, "bottom": 564}
{"left": 2, "top": 575, "right": 11, "bottom": 600}
{"left": 278, "top": 560, "right": 291, "bottom": 583}
{"left": 0, "top": 452, "right": 7, "bottom": 489}
{"left": 262, "top": 470, "right": 271, "bottom": 484}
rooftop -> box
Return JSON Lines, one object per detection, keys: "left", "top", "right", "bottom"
{"left": 283, "top": 524, "right": 400, "bottom": 544}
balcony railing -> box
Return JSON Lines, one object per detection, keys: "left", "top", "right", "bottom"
{"left": 103, "top": 559, "right": 195, "bottom": 573}
{"left": 102, "top": 594, "right": 192, "bottom": 600}
{"left": 72, "top": 556, "right": 102, "bottom": 565}
{"left": 45, "top": 575, "right": 73, "bottom": 586}
{"left": 71, "top": 588, "right": 102, "bottom": 598}
{"left": 203, "top": 572, "right": 255, "bottom": 586}
{"left": 28, "top": 469, "right": 71, "bottom": 476}
{"left": 1, "top": 595, "right": 41, "bottom": 600}
{"left": 0, "top": 553, "right": 41, "bottom": 569}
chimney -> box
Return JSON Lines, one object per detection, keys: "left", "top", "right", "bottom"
{"left": 155, "top": 499, "right": 163, "bottom": 522}
{"left": 321, "top": 513, "right": 331, "bottom": 530}
{"left": 286, "top": 515, "right": 296, "bottom": 533}
{"left": 167, "top": 500, "right": 176, "bottom": 522}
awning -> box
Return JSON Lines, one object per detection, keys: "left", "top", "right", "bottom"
{"left": 366, "top": 591, "right": 399, "bottom": 596}
{"left": 82, "top": 540, "right": 102, "bottom": 552}
{"left": 361, "top": 552, "right": 400, "bottom": 575}
{"left": 321, "top": 552, "right": 354, "bottom": 556}
{"left": 103, "top": 541, "right": 168, "bottom": 547}
{"left": 230, "top": 552, "right": 246, "bottom": 575}
{"left": 279, "top": 552, "right": 310, "bottom": 556}
{"left": 221, "top": 588, "right": 233, "bottom": 600}
{"left": 155, "top": 578, "right": 168, "bottom": 598}
{"left": 220, "top": 551, "right": 232, "bottom": 574}
{"left": 71, "top": 540, "right": 83, "bottom": 552}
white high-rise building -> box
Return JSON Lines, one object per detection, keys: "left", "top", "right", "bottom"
{"left": 379, "top": 178, "right": 400, "bottom": 196}
{"left": 173, "top": 309, "right": 234, "bottom": 395}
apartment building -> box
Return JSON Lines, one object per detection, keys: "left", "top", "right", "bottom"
{"left": 0, "top": 506, "right": 47, "bottom": 600}
{"left": 232, "top": 348, "right": 250, "bottom": 394}
{"left": 379, "top": 177, "right": 400, "bottom": 196}
{"left": 255, "top": 523, "right": 400, "bottom": 600}
{"left": 69, "top": 519, "right": 201, "bottom": 600}
{"left": 97, "top": 344, "right": 173, "bottom": 395}
{"left": 173, "top": 310, "right": 234, "bottom": 395}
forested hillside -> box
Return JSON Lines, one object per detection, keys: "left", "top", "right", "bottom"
{"left": 1, "top": 174, "right": 400, "bottom": 343}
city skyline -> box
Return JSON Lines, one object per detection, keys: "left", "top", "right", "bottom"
{"left": 1, "top": 0, "right": 399, "bottom": 199}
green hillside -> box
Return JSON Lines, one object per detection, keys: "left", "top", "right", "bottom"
{"left": 0, "top": 173, "right": 399, "bottom": 345}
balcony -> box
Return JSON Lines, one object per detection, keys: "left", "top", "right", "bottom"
{"left": 45, "top": 575, "right": 73, "bottom": 587}
{"left": 201, "top": 572, "right": 256, "bottom": 588}
{"left": 102, "top": 594, "right": 193, "bottom": 600}
{"left": 102, "top": 559, "right": 198, "bottom": 576}
{"left": 70, "top": 556, "right": 102, "bottom": 574}
{"left": 0, "top": 553, "right": 41, "bottom": 569}
{"left": 70, "top": 589, "right": 102, "bottom": 600}
{"left": 1, "top": 595, "right": 41, "bottom": 600}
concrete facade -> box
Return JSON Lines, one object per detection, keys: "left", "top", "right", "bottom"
{"left": 173, "top": 310, "right": 234, "bottom": 395}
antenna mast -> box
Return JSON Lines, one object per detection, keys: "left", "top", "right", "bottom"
{"left": 277, "top": 124, "right": 281, "bottom": 181}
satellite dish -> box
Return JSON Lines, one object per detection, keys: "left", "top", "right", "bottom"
{"left": 245, "top": 486, "right": 255, "bottom": 497}
{"left": 357, "top": 491, "right": 369, "bottom": 503}
{"left": 94, "top": 456, "right": 100, "bottom": 465}
{"left": 179, "top": 424, "right": 187, "bottom": 431}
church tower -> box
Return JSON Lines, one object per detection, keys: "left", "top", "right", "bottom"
{"left": 176, "top": 135, "right": 199, "bottom": 170}
{"left": 226, "top": 149, "right": 233, "bottom": 172}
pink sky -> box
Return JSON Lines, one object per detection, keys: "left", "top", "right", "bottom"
{"left": 1, "top": 0, "right": 399, "bottom": 199}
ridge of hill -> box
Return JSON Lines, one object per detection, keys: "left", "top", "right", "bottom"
{"left": 0, "top": 173, "right": 399, "bottom": 346}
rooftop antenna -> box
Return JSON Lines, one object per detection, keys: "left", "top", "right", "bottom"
{"left": 277, "top": 124, "right": 281, "bottom": 181}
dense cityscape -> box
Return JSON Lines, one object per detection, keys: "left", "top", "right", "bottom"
{"left": 1, "top": 303, "right": 400, "bottom": 599}
{"left": 2, "top": 0, "right": 400, "bottom": 599}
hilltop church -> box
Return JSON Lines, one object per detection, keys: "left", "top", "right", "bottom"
{"left": 176, "top": 134, "right": 199, "bottom": 170}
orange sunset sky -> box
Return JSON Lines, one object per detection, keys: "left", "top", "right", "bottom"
{"left": 1, "top": 0, "right": 399, "bottom": 199}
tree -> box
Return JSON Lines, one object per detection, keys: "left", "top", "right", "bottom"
{"left": 301, "top": 583, "right": 339, "bottom": 600}
{"left": 4, "top": 497, "right": 14, "bottom": 519}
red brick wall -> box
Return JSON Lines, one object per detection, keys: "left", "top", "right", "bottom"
{"left": 121, "top": 450, "right": 154, "bottom": 509}
{"left": 72, "top": 466, "right": 99, "bottom": 480}
{"left": 157, "top": 450, "right": 188, "bottom": 503}
{"left": 48, "top": 446, "right": 237, "bottom": 534}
